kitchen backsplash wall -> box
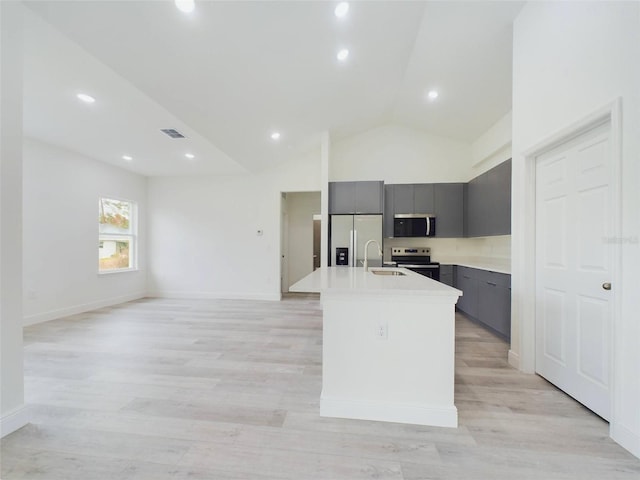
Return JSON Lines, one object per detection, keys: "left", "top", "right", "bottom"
{"left": 383, "top": 235, "right": 511, "bottom": 263}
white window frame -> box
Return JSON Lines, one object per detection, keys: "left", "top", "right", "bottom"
{"left": 98, "top": 196, "right": 138, "bottom": 274}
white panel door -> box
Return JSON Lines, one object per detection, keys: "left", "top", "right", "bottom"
{"left": 535, "top": 121, "right": 613, "bottom": 420}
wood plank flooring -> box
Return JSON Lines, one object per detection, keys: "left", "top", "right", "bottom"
{"left": 1, "top": 294, "right": 639, "bottom": 479}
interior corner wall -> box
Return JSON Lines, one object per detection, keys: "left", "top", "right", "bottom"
{"left": 147, "top": 152, "right": 321, "bottom": 301}
{"left": 1, "top": 0, "right": 27, "bottom": 437}
{"left": 22, "top": 138, "right": 148, "bottom": 325}
{"left": 329, "top": 124, "right": 472, "bottom": 183}
{"left": 512, "top": 1, "right": 640, "bottom": 457}
{"left": 470, "top": 111, "right": 512, "bottom": 178}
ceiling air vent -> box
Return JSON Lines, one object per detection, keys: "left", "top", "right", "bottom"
{"left": 160, "top": 128, "right": 185, "bottom": 139}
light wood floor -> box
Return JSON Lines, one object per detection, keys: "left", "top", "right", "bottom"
{"left": 1, "top": 294, "right": 639, "bottom": 479}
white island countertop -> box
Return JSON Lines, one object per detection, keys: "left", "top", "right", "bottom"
{"left": 290, "top": 267, "right": 462, "bottom": 298}
{"left": 302, "top": 266, "right": 461, "bottom": 428}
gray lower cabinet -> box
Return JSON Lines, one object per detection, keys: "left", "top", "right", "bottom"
{"left": 456, "top": 267, "right": 479, "bottom": 318}
{"left": 439, "top": 264, "right": 455, "bottom": 287}
{"left": 455, "top": 266, "right": 511, "bottom": 340}
{"left": 329, "top": 181, "right": 383, "bottom": 214}
{"left": 434, "top": 183, "right": 464, "bottom": 237}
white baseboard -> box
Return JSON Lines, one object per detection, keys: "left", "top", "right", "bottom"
{"left": 148, "top": 291, "right": 282, "bottom": 302}
{"left": 508, "top": 349, "right": 521, "bottom": 370}
{"left": 1, "top": 404, "right": 29, "bottom": 438}
{"left": 23, "top": 292, "right": 146, "bottom": 326}
{"left": 320, "top": 394, "right": 458, "bottom": 428}
{"left": 611, "top": 422, "right": 640, "bottom": 459}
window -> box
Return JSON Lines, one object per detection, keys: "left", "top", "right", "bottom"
{"left": 98, "top": 197, "right": 136, "bottom": 273}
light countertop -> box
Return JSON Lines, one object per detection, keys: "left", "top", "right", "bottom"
{"left": 290, "top": 267, "right": 462, "bottom": 297}
{"left": 434, "top": 256, "right": 511, "bottom": 274}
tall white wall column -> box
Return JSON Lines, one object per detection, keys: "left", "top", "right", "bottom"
{"left": 0, "top": 0, "right": 28, "bottom": 437}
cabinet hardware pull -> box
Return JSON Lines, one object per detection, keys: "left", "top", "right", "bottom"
{"left": 463, "top": 275, "right": 470, "bottom": 279}
{"left": 487, "top": 282, "right": 497, "bottom": 286}
{"left": 602, "top": 282, "right": 612, "bottom": 290}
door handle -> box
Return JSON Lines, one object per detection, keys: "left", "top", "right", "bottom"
{"left": 602, "top": 282, "right": 612, "bottom": 291}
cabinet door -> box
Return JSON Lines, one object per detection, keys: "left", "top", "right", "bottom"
{"left": 439, "top": 264, "right": 454, "bottom": 287}
{"left": 383, "top": 185, "right": 394, "bottom": 238}
{"left": 464, "top": 159, "right": 511, "bottom": 237}
{"left": 478, "top": 279, "right": 511, "bottom": 340}
{"left": 329, "top": 182, "right": 355, "bottom": 214}
{"left": 492, "top": 159, "right": 512, "bottom": 235}
{"left": 355, "top": 181, "right": 384, "bottom": 214}
{"left": 434, "top": 183, "right": 464, "bottom": 237}
{"left": 456, "top": 267, "right": 478, "bottom": 318}
{"left": 413, "top": 184, "right": 435, "bottom": 214}
{"left": 466, "top": 172, "right": 489, "bottom": 237}
{"left": 393, "top": 184, "right": 414, "bottom": 214}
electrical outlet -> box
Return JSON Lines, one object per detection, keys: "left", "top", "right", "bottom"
{"left": 376, "top": 322, "right": 388, "bottom": 340}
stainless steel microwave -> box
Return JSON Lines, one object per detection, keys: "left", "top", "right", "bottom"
{"left": 393, "top": 214, "right": 436, "bottom": 237}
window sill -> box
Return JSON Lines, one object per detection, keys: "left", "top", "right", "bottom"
{"left": 98, "top": 268, "right": 139, "bottom": 276}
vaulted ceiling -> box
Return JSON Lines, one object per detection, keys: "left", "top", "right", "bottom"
{"left": 22, "top": 1, "right": 524, "bottom": 176}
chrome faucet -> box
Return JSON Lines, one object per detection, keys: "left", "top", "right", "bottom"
{"left": 363, "top": 239, "right": 383, "bottom": 272}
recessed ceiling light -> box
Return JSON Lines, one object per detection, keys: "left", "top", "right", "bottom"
{"left": 337, "top": 48, "right": 349, "bottom": 61}
{"left": 335, "top": 2, "right": 349, "bottom": 19}
{"left": 122, "top": 155, "right": 133, "bottom": 161}
{"left": 271, "top": 132, "right": 281, "bottom": 141}
{"left": 76, "top": 93, "right": 95, "bottom": 104}
{"left": 185, "top": 153, "right": 195, "bottom": 159}
{"left": 427, "top": 90, "right": 439, "bottom": 100}
{"left": 174, "top": 0, "right": 195, "bottom": 13}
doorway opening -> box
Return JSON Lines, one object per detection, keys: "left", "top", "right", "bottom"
{"left": 280, "top": 192, "right": 321, "bottom": 293}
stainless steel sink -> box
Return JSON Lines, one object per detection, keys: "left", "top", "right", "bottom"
{"left": 370, "top": 269, "right": 406, "bottom": 276}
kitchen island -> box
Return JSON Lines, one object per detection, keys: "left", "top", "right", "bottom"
{"left": 290, "top": 267, "right": 462, "bottom": 428}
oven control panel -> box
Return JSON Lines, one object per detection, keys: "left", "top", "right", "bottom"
{"left": 391, "top": 247, "right": 430, "bottom": 256}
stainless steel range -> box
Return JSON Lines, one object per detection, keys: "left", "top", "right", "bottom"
{"left": 389, "top": 247, "right": 440, "bottom": 281}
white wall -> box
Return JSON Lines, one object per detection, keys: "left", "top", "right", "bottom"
{"left": 512, "top": 1, "right": 640, "bottom": 457}
{"left": 330, "top": 124, "right": 472, "bottom": 183}
{"left": 471, "top": 111, "right": 512, "bottom": 177}
{"left": 1, "top": 0, "right": 28, "bottom": 437}
{"left": 286, "top": 192, "right": 320, "bottom": 289}
{"left": 22, "top": 138, "right": 148, "bottom": 325}
{"left": 147, "top": 151, "right": 321, "bottom": 301}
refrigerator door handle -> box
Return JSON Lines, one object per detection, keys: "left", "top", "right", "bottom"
{"left": 349, "top": 230, "right": 354, "bottom": 267}
{"left": 353, "top": 229, "right": 358, "bottom": 267}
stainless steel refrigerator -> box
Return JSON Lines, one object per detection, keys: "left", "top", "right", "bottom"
{"left": 329, "top": 215, "right": 383, "bottom": 267}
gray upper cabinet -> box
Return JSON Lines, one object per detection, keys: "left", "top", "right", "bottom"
{"left": 329, "top": 181, "right": 383, "bottom": 215}
{"left": 434, "top": 183, "right": 464, "bottom": 238}
{"left": 392, "top": 184, "right": 434, "bottom": 214}
{"left": 490, "top": 159, "right": 512, "bottom": 235}
{"left": 413, "top": 184, "right": 435, "bottom": 214}
{"left": 383, "top": 185, "right": 395, "bottom": 238}
{"left": 329, "top": 182, "right": 356, "bottom": 214}
{"left": 393, "top": 184, "right": 414, "bottom": 214}
{"left": 465, "top": 159, "right": 511, "bottom": 237}
{"left": 355, "top": 181, "right": 384, "bottom": 214}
